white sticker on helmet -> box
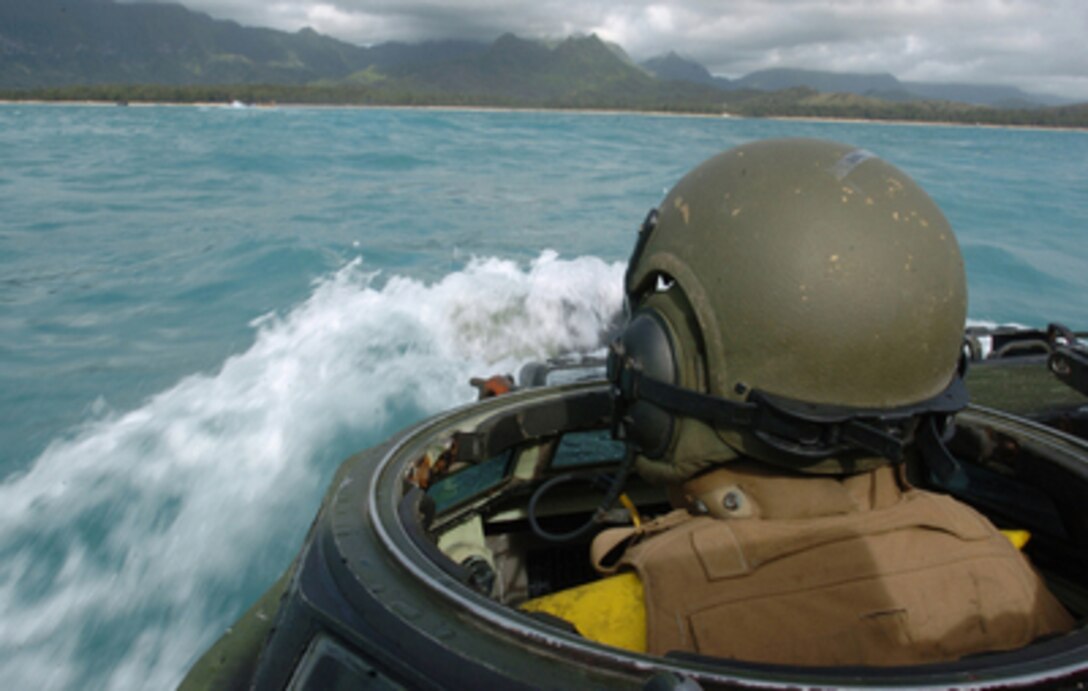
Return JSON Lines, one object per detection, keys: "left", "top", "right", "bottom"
{"left": 832, "top": 148, "right": 877, "bottom": 180}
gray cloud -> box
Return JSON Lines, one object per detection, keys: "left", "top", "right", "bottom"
{"left": 142, "top": 0, "right": 1088, "bottom": 100}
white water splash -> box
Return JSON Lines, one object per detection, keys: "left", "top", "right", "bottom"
{"left": 0, "top": 252, "right": 625, "bottom": 690}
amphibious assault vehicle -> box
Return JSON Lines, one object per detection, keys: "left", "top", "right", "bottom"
{"left": 183, "top": 324, "right": 1088, "bottom": 690}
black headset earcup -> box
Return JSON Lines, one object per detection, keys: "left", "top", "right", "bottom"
{"left": 618, "top": 311, "right": 677, "bottom": 459}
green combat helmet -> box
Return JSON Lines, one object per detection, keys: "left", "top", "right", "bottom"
{"left": 607, "top": 138, "right": 969, "bottom": 482}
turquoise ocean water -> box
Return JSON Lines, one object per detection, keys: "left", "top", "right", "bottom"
{"left": 1, "top": 103, "right": 1086, "bottom": 688}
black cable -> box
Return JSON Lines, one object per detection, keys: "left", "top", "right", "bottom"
{"left": 527, "top": 449, "right": 635, "bottom": 543}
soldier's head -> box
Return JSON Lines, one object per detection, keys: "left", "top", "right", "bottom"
{"left": 607, "top": 138, "right": 968, "bottom": 483}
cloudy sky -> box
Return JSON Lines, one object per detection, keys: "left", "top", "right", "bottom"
{"left": 153, "top": 0, "right": 1088, "bottom": 100}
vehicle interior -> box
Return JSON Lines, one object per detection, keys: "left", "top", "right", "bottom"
{"left": 407, "top": 363, "right": 1088, "bottom": 673}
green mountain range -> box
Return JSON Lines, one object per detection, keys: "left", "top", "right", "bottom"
{"left": 2, "top": 0, "right": 1084, "bottom": 126}
{"left": 2, "top": 0, "right": 373, "bottom": 86}
{"left": 0, "top": 0, "right": 724, "bottom": 109}
{"left": 639, "top": 55, "right": 1071, "bottom": 109}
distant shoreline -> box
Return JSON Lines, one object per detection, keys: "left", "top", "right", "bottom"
{"left": 0, "top": 98, "right": 724, "bottom": 116}
{"left": 2, "top": 98, "right": 1086, "bottom": 132}
{"left": 763, "top": 114, "right": 1088, "bottom": 133}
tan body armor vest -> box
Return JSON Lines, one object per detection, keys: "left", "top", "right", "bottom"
{"left": 592, "top": 464, "right": 1072, "bottom": 665}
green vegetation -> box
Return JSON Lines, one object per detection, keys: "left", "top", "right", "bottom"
{"left": 728, "top": 88, "right": 1088, "bottom": 128}
{"left": 5, "top": 82, "right": 1086, "bottom": 129}
{"left": 0, "top": 81, "right": 726, "bottom": 114}
{"left": 726, "top": 88, "right": 1088, "bottom": 128}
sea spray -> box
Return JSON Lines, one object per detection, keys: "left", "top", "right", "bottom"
{"left": 0, "top": 252, "right": 625, "bottom": 690}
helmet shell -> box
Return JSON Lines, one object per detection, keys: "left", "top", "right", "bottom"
{"left": 626, "top": 138, "right": 966, "bottom": 409}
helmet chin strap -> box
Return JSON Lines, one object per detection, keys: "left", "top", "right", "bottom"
{"left": 608, "top": 338, "right": 969, "bottom": 465}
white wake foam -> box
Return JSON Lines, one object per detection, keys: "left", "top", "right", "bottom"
{"left": 0, "top": 252, "right": 625, "bottom": 690}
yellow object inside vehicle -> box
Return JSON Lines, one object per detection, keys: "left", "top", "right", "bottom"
{"left": 520, "top": 571, "right": 647, "bottom": 653}
{"left": 1001, "top": 529, "right": 1032, "bottom": 550}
